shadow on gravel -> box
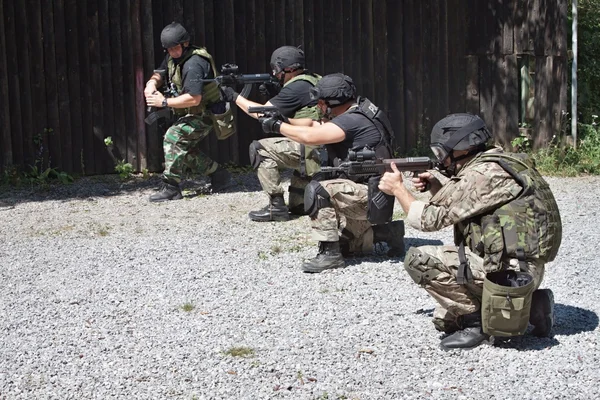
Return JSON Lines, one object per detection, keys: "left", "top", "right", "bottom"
{"left": 0, "top": 172, "right": 262, "bottom": 207}
{"left": 479, "top": 304, "right": 598, "bottom": 351}
{"left": 342, "top": 238, "right": 445, "bottom": 268}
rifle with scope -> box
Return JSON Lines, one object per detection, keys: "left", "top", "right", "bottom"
{"left": 321, "top": 148, "right": 435, "bottom": 178}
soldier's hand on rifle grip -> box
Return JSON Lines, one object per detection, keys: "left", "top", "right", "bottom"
{"left": 412, "top": 172, "right": 438, "bottom": 193}
{"left": 220, "top": 86, "right": 239, "bottom": 103}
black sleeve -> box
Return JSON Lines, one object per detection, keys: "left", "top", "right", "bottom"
{"left": 268, "top": 80, "right": 317, "bottom": 118}
{"left": 181, "top": 55, "right": 212, "bottom": 96}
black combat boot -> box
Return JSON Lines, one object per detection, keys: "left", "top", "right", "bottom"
{"left": 248, "top": 194, "right": 290, "bottom": 222}
{"left": 529, "top": 289, "right": 555, "bottom": 337}
{"left": 439, "top": 311, "right": 489, "bottom": 350}
{"left": 209, "top": 165, "right": 233, "bottom": 192}
{"left": 302, "top": 241, "right": 346, "bottom": 273}
{"left": 373, "top": 221, "right": 406, "bottom": 257}
{"left": 149, "top": 179, "right": 182, "bottom": 202}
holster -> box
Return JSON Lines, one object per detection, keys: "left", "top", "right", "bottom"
{"left": 367, "top": 176, "right": 395, "bottom": 225}
{"left": 481, "top": 270, "right": 535, "bottom": 337}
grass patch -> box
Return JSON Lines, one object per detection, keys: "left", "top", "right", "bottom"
{"left": 224, "top": 346, "right": 255, "bottom": 358}
{"left": 181, "top": 302, "right": 195, "bottom": 312}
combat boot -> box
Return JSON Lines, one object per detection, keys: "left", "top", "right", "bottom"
{"left": 529, "top": 289, "right": 555, "bottom": 337}
{"left": 248, "top": 194, "right": 290, "bottom": 222}
{"left": 209, "top": 166, "right": 233, "bottom": 192}
{"left": 440, "top": 311, "right": 489, "bottom": 350}
{"left": 302, "top": 241, "right": 346, "bottom": 273}
{"left": 373, "top": 221, "right": 406, "bottom": 257}
{"left": 149, "top": 179, "right": 182, "bottom": 202}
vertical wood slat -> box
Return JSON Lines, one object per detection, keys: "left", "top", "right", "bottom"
{"left": 421, "top": 1, "right": 433, "bottom": 139}
{"left": 108, "top": 1, "right": 126, "bottom": 165}
{"left": 77, "top": 0, "right": 95, "bottom": 175}
{"left": 54, "top": 0, "right": 73, "bottom": 172}
{"left": 479, "top": 56, "right": 494, "bottom": 131}
{"left": 466, "top": 56, "right": 480, "bottom": 115}
{"left": 131, "top": 0, "right": 147, "bottom": 171}
{"left": 27, "top": 0, "right": 47, "bottom": 169}
{"left": 88, "top": 0, "right": 106, "bottom": 174}
{"left": 492, "top": 55, "right": 519, "bottom": 147}
{"left": 534, "top": 56, "right": 551, "bottom": 147}
{"left": 385, "top": 0, "right": 405, "bottom": 153}
{"left": 447, "top": 0, "right": 466, "bottom": 114}
{"left": 14, "top": 1, "right": 33, "bottom": 166}
{"left": 403, "top": 1, "right": 423, "bottom": 152}
{"left": 121, "top": 1, "right": 138, "bottom": 170}
{"left": 373, "top": 0, "right": 388, "bottom": 132}
{"left": 141, "top": 0, "right": 160, "bottom": 171}
{"left": 359, "top": 0, "right": 374, "bottom": 99}
{"left": 65, "top": 0, "right": 84, "bottom": 174}
{"left": 0, "top": 0, "right": 12, "bottom": 167}
{"left": 41, "top": 0, "right": 62, "bottom": 171}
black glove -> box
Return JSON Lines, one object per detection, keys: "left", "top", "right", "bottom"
{"left": 260, "top": 116, "right": 282, "bottom": 134}
{"left": 220, "top": 86, "right": 239, "bottom": 103}
{"left": 259, "top": 81, "right": 281, "bottom": 99}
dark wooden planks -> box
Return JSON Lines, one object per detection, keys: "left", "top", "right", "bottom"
{"left": 0, "top": 0, "right": 12, "bottom": 168}
{"left": 385, "top": 0, "right": 405, "bottom": 153}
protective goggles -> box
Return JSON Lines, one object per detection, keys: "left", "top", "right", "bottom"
{"left": 430, "top": 143, "right": 451, "bottom": 163}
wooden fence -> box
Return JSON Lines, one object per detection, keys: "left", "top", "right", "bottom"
{"left": 0, "top": 0, "right": 567, "bottom": 175}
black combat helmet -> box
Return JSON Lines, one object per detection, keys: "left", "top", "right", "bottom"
{"left": 160, "top": 22, "right": 190, "bottom": 49}
{"left": 270, "top": 46, "right": 305, "bottom": 74}
{"left": 309, "top": 73, "right": 357, "bottom": 106}
{"left": 429, "top": 113, "right": 492, "bottom": 164}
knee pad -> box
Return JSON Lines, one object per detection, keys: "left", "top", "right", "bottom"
{"left": 304, "top": 180, "right": 331, "bottom": 218}
{"left": 248, "top": 140, "right": 265, "bottom": 170}
{"left": 404, "top": 247, "right": 442, "bottom": 285}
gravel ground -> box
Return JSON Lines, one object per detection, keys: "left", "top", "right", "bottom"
{"left": 0, "top": 172, "right": 599, "bottom": 400}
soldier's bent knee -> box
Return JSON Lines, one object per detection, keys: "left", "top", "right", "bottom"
{"left": 304, "top": 180, "right": 331, "bottom": 218}
{"left": 404, "top": 247, "right": 442, "bottom": 285}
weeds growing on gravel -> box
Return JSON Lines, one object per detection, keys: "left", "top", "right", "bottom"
{"left": 181, "top": 302, "right": 195, "bottom": 312}
{"left": 224, "top": 346, "right": 255, "bottom": 358}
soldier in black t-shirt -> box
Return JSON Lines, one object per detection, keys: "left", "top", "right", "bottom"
{"left": 259, "top": 73, "right": 406, "bottom": 273}
{"left": 220, "top": 46, "right": 322, "bottom": 221}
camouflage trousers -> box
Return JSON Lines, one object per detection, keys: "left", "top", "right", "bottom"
{"left": 310, "top": 179, "right": 373, "bottom": 254}
{"left": 404, "top": 245, "right": 545, "bottom": 331}
{"left": 256, "top": 137, "right": 317, "bottom": 210}
{"left": 162, "top": 114, "right": 218, "bottom": 183}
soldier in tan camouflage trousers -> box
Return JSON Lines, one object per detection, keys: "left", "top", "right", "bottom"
{"left": 379, "top": 113, "right": 561, "bottom": 350}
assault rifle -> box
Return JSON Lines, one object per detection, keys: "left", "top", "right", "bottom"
{"left": 247, "top": 105, "right": 289, "bottom": 123}
{"left": 321, "top": 148, "right": 435, "bottom": 178}
{"left": 205, "top": 63, "right": 278, "bottom": 97}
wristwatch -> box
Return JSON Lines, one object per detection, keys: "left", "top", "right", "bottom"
{"left": 161, "top": 98, "right": 168, "bottom": 108}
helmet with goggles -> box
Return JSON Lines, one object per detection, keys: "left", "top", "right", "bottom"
{"left": 429, "top": 113, "right": 491, "bottom": 164}
{"left": 309, "top": 73, "right": 357, "bottom": 106}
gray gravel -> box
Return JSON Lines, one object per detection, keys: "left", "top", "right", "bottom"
{"left": 1, "top": 172, "right": 599, "bottom": 400}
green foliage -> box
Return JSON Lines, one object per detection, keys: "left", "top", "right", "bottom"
{"left": 224, "top": 346, "right": 255, "bottom": 358}
{"left": 525, "top": 114, "right": 600, "bottom": 176}
{"left": 570, "top": 0, "right": 600, "bottom": 123}
{"left": 114, "top": 160, "right": 134, "bottom": 179}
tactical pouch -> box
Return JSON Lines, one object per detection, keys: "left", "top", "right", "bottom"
{"left": 210, "top": 102, "right": 236, "bottom": 140}
{"left": 481, "top": 270, "right": 535, "bottom": 337}
{"left": 367, "top": 176, "right": 395, "bottom": 225}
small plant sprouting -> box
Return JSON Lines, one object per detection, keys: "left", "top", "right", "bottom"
{"left": 181, "top": 302, "right": 195, "bottom": 312}
{"left": 224, "top": 346, "right": 255, "bottom": 358}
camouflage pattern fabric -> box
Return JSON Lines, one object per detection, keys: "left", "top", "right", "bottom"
{"left": 405, "top": 148, "right": 523, "bottom": 233}
{"left": 404, "top": 245, "right": 545, "bottom": 331}
{"left": 256, "top": 137, "right": 319, "bottom": 210}
{"left": 162, "top": 114, "right": 218, "bottom": 183}
{"left": 310, "top": 178, "right": 373, "bottom": 254}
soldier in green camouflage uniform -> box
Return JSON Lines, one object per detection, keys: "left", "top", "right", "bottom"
{"left": 221, "top": 46, "right": 322, "bottom": 221}
{"left": 145, "top": 22, "right": 231, "bottom": 202}
{"left": 379, "top": 113, "right": 561, "bottom": 350}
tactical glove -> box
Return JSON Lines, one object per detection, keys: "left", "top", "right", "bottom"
{"left": 260, "top": 116, "right": 282, "bottom": 134}
{"left": 220, "top": 86, "right": 239, "bottom": 103}
{"left": 259, "top": 81, "right": 281, "bottom": 99}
